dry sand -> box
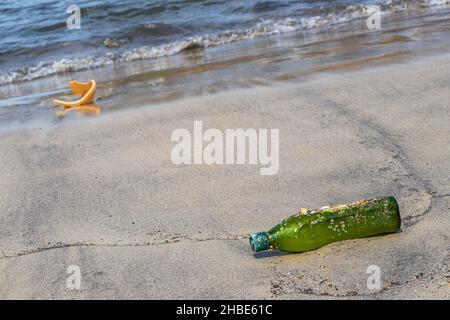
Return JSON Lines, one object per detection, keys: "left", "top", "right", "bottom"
{"left": 0, "top": 53, "right": 449, "bottom": 299}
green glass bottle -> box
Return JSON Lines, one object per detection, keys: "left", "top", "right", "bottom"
{"left": 249, "top": 196, "right": 401, "bottom": 253}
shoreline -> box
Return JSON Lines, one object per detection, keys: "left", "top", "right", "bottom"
{"left": 0, "top": 50, "right": 448, "bottom": 134}
{"left": 0, "top": 54, "right": 449, "bottom": 299}
{"left": 1, "top": 4, "right": 450, "bottom": 130}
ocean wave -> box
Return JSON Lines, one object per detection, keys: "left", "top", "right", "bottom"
{"left": 386, "top": 0, "right": 450, "bottom": 6}
{"left": 0, "top": 0, "right": 448, "bottom": 86}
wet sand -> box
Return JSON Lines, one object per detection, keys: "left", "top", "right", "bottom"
{"left": 0, "top": 52, "right": 449, "bottom": 299}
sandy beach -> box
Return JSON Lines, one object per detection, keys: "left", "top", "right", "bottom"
{"left": 0, "top": 51, "right": 448, "bottom": 299}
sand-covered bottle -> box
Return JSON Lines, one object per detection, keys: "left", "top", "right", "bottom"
{"left": 249, "top": 196, "right": 401, "bottom": 253}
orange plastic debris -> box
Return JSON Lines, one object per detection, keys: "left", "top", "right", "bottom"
{"left": 53, "top": 80, "right": 96, "bottom": 107}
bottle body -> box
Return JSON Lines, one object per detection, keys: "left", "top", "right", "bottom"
{"left": 250, "top": 196, "right": 400, "bottom": 253}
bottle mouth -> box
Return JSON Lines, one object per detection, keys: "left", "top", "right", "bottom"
{"left": 249, "top": 231, "right": 269, "bottom": 252}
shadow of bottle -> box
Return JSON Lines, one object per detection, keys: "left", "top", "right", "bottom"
{"left": 253, "top": 250, "right": 291, "bottom": 259}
